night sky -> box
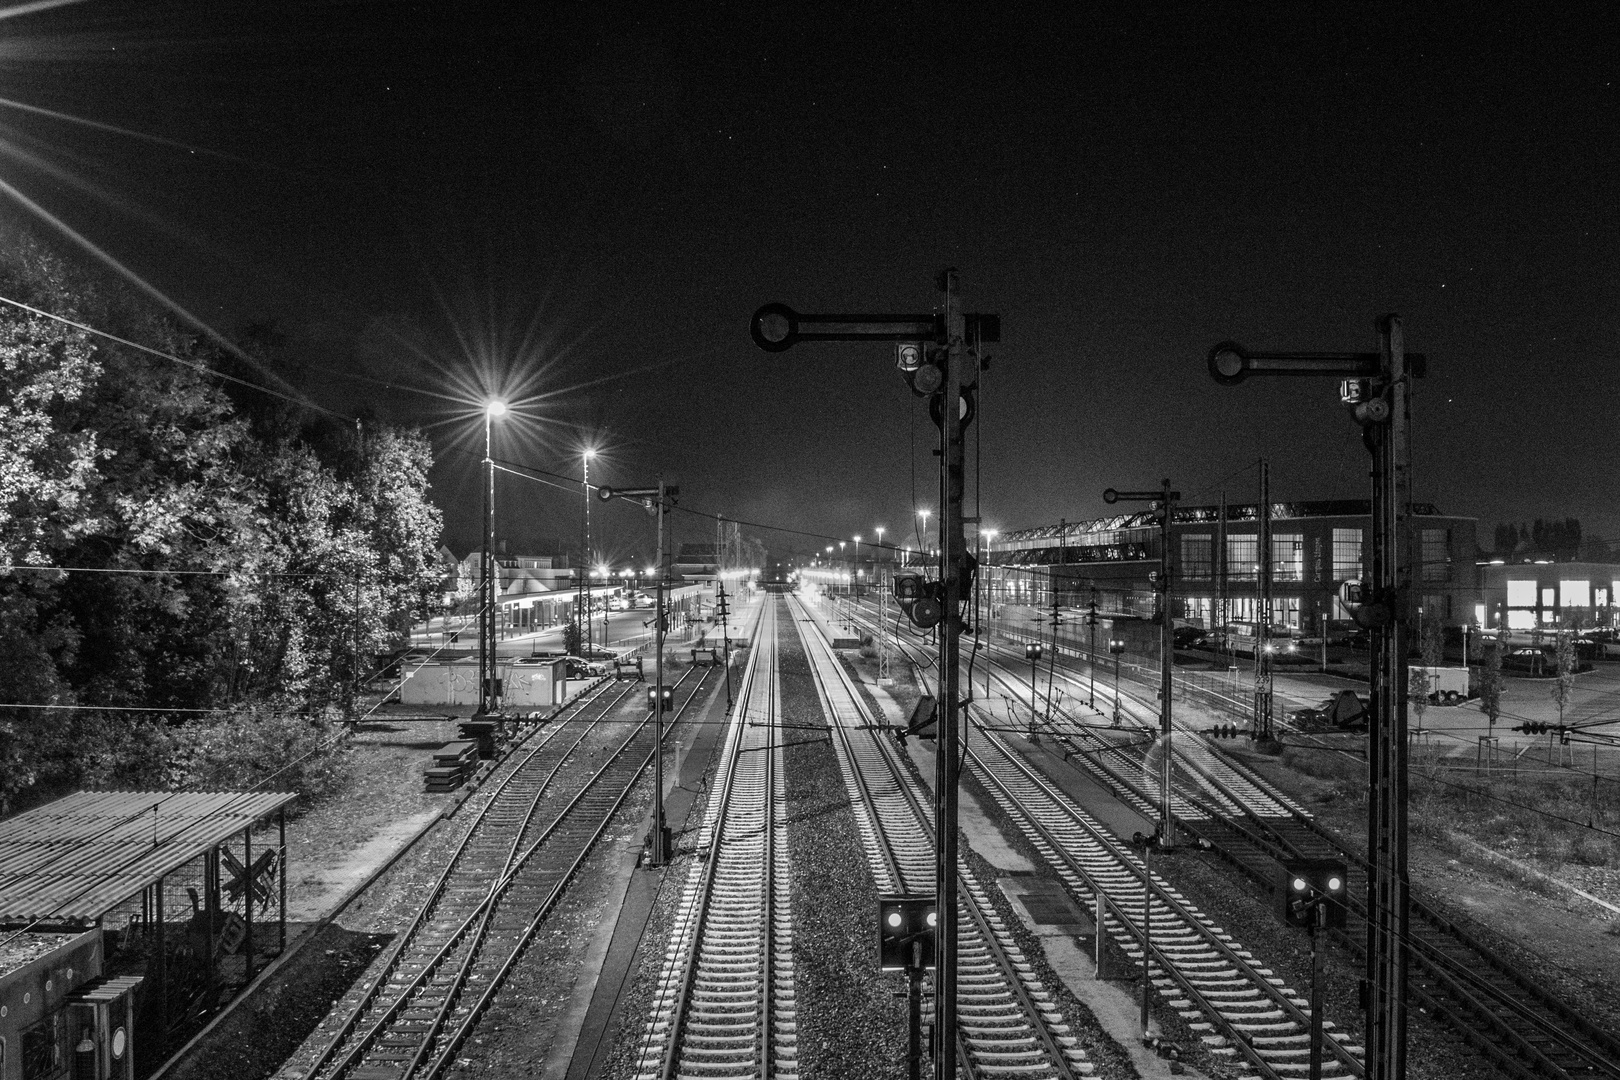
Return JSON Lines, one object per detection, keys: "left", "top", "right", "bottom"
{"left": 3, "top": 2, "right": 1617, "bottom": 562}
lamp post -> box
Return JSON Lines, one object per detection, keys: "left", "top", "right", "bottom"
{"left": 874, "top": 526, "right": 886, "bottom": 591}
{"left": 580, "top": 448, "right": 596, "bottom": 656}
{"left": 480, "top": 400, "right": 507, "bottom": 714}
{"left": 917, "top": 509, "right": 931, "bottom": 556}
{"left": 1110, "top": 637, "right": 1126, "bottom": 727}
{"left": 853, "top": 535, "right": 862, "bottom": 596}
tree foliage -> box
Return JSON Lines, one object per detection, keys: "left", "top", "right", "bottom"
{"left": 0, "top": 227, "right": 444, "bottom": 813}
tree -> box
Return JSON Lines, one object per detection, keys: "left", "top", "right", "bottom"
{"left": 1553, "top": 622, "right": 1578, "bottom": 726}
{"left": 1480, "top": 631, "right": 1505, "bottom": 737}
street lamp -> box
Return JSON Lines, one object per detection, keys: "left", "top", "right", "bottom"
{"left": 917, "top": 508, "right": 931, "bottom": 556}
{"left": 581, "top": 448, "right": 596, "bottom": 656}
{"left": 1109, "top": 637, "right": 1126, "bottom": 727}
{"left": 480, "top": 400, "right": 507, "bottom": 714}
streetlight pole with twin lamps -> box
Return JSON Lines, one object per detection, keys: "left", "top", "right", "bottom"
{"left": 480, "top": 400, "right": 507, "bottom": 713}
{"left": 580, "top": 449, "right": 595, "bottom": 656}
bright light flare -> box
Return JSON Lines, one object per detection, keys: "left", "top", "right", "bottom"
{"left": 485, "top": 399, "right": 508, "bottom": 418}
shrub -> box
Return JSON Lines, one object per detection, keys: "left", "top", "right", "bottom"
{"left": 165, "top": 704, "right": 351, "bottom": 808}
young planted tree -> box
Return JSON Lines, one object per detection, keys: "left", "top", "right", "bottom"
{"left": 1553, "top": 622, "right": 1578, "bottom": 727}
{"left": 1480, "top": 631, "right": 1506, "bottom": 737}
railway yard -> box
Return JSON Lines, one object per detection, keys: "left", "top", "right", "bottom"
{"left": 133, "top": 589, "right": 1620, "bottom": 1080}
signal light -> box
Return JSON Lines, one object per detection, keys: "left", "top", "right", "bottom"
{"left": 896, "top": 342, "right": 922, "bottom": 372}
{"left": 1281, "top": 858, "right": 1348, "bottom": 929}
{"left": 648, "top": 685, "right": 674, "bottom": 710}
{"left": 878, "top": 893, "right": 937, "bottom": 970}
{"left": 1025, "top": 643, "right": 1043, "bottom": 661}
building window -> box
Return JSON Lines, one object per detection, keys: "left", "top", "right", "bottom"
{"left": 1181, "top": 596, "right": 1211, "bottom": 627}
{"left": 1269, "top": 597, "right": 1301, "bottom": 629}
{"left": 1226, "top": 534, "right": 1257, "bottom": 581}
{"left": 1331, "top": 528, "right": 1363, "bottom": 582}
{"left": 1561, "top": 580, "right": 1591, "bottom": 610}
{"left": 22, "top": 1014, "right": 60, "bottom": 1080}
{"left": 1421, "top": 528, "right": 1450, "bottom": 582}
{"left": 1474, "top": 603, "right": 1486, "bottom": 626}
{"left": 1508, "top": 609, "right": 1536, "bottom": 630}
{"left": 1422, "top": 593, "right": 1452, "bottom": 621}
{"left": 1541, "top": 587, "right": 1556, "bottom": 611}
{"left": 1272, "top": 534, "right": 1303, "bottom": 582}
{"left": 1180, "top": 534, "right": 1213, "bottom": 580}
{"left": 1506, "top": 580, "right": 1536, "bottom": 607}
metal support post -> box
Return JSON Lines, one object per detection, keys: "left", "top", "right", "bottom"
{"left": 934, "top": 268, "right": 967, "bottom": 1080}
{"left": 1141, "top": 840, "right": 1153, "bottom": 1039}
{"left": 908, "top": 952, "right": 923, "bottom": 1080}
{"left": 1365, "top": 315, "right": 1412, "bottom": 1079}
{"left": 1159, "top": 481, "right": 1175, "bottom": 845}
{"left": 652, "top": 478, "right": 668, "bottom": 866}
{"left": 1088, "top": 594, "right": 1098, "bottom": 709}
{"left": 1310, "top": 916, "right": 1324, "bottom": 1080}
{"left": 1256, "top": 458, "right": 1274, "bottom": 740}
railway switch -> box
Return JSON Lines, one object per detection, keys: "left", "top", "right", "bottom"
{"left": 879, "top": 893, "right": 937, "bottom": 970}
{"left": 1281, "top": 858, "right": 1349, "bottom": 929}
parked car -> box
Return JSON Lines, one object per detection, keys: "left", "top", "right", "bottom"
{"left": 561, "top": 655, "right": 610, "bottom": 679}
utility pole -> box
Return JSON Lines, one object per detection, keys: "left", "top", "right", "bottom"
{"left": 1207, "top": 319, "right": 1426, "bottom": 1080}
{"left": 1103, "top": 481, "right": 1179, "bottom": 847}
{"left": 1256, "top": 458, "right": 1274, "bottom": 741}
{"left": 1046, "top": 592, "right": 1061, "bottom": 731}
{"left": 750, "top": 275, "right": 998, "bottom": 1080}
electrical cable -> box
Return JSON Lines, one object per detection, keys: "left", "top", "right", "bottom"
{"left": 0, "top": 292, "right": 353, "bottom": 422}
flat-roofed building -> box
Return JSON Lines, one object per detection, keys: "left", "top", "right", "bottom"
{"left": 985, "top": 499, "right": 1478, "bottom": 640}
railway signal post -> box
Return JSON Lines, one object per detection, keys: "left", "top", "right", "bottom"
{"left": 599, "top": 480, "right": 678, "bottom": 866}
{"left": 752, "top": 274, "right": 998, "bottom": 1080}
{"left": 1207, "top": 318, "right": 1427, "bottom": 1080}
{"left": 1102, "top": 481, "right": 1180, "bottom": 847}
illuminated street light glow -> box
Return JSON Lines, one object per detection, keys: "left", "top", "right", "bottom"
{"left": 485, "top": 399, "right": 508, "bottom": 418}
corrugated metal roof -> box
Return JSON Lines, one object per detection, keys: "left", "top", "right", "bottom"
{"left": 0, "top": 790, "right": 296, "bottom": 925}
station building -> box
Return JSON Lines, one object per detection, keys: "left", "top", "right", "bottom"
{"left": 984, "top": 500, "right": 1480, "bottom": 639}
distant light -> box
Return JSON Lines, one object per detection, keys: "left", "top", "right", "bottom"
{"left": 485, "top": 400, "right": 508, "bottom": 418}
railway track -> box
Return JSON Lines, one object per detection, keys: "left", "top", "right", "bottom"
{"left": 790, "top": 594, "right": 1093, "bottom": 1080}
{"left": 975, "top": 629, "right": 1620, "bottom": 1080}
{"left": 289, "top": 666, "right": 711, "bottom": 1080}
{"left": 865, "top": 598, "right": 1620, "bottom": 1080}
{"left": 633, "top": 595, "right": 798, "bottom": 1079}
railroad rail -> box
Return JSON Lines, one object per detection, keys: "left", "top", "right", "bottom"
{"left": 789, "top": 593, "right": 1092, "bottom": 1080}
{"left": 870, "top": 596, "right": 1620, "bottom": 1080}
{"left": 289, "top": 666, "right": 711, "bottom": 1080}
{"left": 633, "top": 594, "right": 798, "bottom": 1079}
{"left": 860, "top": 605, "right": 1364, "bottom": 1078}
{"left": 980, "top": 630, "right": 1620, "bottom": 1080}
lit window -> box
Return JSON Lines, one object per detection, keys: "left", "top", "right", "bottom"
{"left": 1180, "top": 534, "right": 1212, "bottom": 580}
{"left": 1541, "top": 588, "right": 1556, "bottom": 610}
{"left": 1561, "top": 580, "right": 1590, "bottom": 609}
{"left": 1332, "top": 528, "right": 1363, "bottom": 582}
{"left": 1474, "top": 603, "right": 1486, "bottom": 625}
{"left": 1272, "top": 534, "right": 1304, "bottom": 581}
{"left": 1226, "top": 534, "right": 1257, "bottom": 580}
{"left": 1506, "top": 580, "right": 1537, "bottom": 607}
{"left": 1508, "top": 610, "right": 1535, "bottom": 629}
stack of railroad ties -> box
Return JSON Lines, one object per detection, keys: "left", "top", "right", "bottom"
{"left": 424, "top": 739, "right": 478, "bottom": 793}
